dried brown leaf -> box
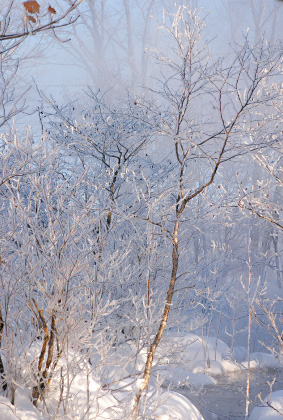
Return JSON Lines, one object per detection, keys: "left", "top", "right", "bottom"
{"left": 23, "top": 1, "right": 40, "bottom": 14}
{"left": 27, "top": 15, "right": 36, "bottom": 23}
{"left": 48, "top": 6, "right": 56, "bottom": 14}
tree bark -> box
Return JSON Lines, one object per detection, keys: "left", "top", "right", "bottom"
{"left": 31, "top": 301, "right": 57, "bottom": 406}
{"left": 132, "top": 221, "right": 179, "bottom": 417}
{"left": 0, "top": 305, "right": 7, "bottom": 391}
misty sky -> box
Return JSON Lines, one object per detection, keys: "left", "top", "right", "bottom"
{"left": 13, "top": 0, "right": 283, "bottom": 132}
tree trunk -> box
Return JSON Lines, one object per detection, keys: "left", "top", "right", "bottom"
{"left": 132, "top": 221, "right": 179, "bottom": 418}
{"left": 0, "top": 305, "right": 7, "bottom": 391}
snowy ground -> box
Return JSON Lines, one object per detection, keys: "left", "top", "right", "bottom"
{"left": 0, "top": 333, "right": 282, "bottom": 420}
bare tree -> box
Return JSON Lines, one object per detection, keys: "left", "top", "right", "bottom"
{"left": 131, "top": 4, "right": 283, "bottom": 416}
{"left": 0, "top": 0, "right": 83, "bottom": 48}
{"left": 0, "top": 0, "right": 84, "bottom": 129}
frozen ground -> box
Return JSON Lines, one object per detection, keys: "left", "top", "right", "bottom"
{"left": 178, "top": 368, "right": 283, "bottom": 420}
{"left": 0, "top": 334, "right": 282, "bottom": 420}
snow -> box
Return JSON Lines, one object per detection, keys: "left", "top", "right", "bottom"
{"left": 191, "top": 360, "right": 224, "bottom": 376}
{"left": 154, "top": 333, "right": 241, "bottom": 379}
{"left": 133, "top": 378, "right": 145, "bottom": 394}
{"left": 37, "top": 349, "right": 204, "bottom": 420}
{"left": 153, "top": 391, "right": 204, "bottom": 420}
{"left": 249, "top": 352, "right": 283, "bottom": 369}
{"left": 154, "top": 333, "right": 283, "bottom": 381}
{"left": 241, "top": 359, "right": 259, "bottom": 370}
{"left": 49, "top": 372, "right": 204, "bottom": 420}
{"left": 0, "top": 334, "right": 282, "bottom": 420}
{"left": 249, "top": 390, "right": 283, "bottom": 420}
{"left": 0, "top": 389, "right": 46, "bottom": 420}
{"left": 186, "top": 372, "right": 217, "bottom": 386}
{"left": 155, "top": 363, "right": 217, "bottom": 388}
